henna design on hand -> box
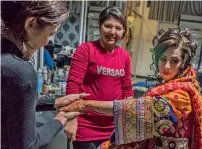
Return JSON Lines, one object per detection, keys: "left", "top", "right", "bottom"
{"left": 59, "top": 100, "right": 86, "bottom": 112}
{"left": 59, "top": 100, "right": 104, "bottom": 112}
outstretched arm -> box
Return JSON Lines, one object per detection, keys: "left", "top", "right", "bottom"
{"left": 59, "top": 96, "right": 179, "bottom": 145}
{"left": 59, "top": 88, "right": 192, "bottom": 146}
{"left": 86, "top": 100, "right": 113, "bottom": 115}
{"left": 59, "top": 100, "right": 114, "bottom": 116}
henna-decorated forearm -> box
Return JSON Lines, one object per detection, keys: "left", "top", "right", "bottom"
{"left": 85, "top": 100, "right": 113, "bottom": 116}
{"left": 59, "top": 100, "right": 114, "bottom": 116}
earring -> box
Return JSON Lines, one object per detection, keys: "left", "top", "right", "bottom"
{"left": 178, "top": 69, "right": 184, "bottom": 77}
{"left": 22, "top": 41, "right": 32, "bottom": 60}
{"left": 24, "top": 40, "right": 36, "bottom": 49}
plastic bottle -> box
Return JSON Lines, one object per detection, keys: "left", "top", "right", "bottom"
{"left": 42, "top": 66, "right": 48, "bottom": 82}
{"left": 37, "top": 68, "right": 42, "bottom": 77}
{"left": 53, "top": 68, "right": 58, "bottom": 84}
{"left": 61, "top": 82, "right": 66, "bottom": 95}
{"left": 63, "top": 67, "right": 69, "bottom": 80}
{"left": 37, "top": 68, "right": 43, "bottom": 95}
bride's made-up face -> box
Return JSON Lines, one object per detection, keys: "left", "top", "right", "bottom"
{"left": 24, "top": 17, "right": 60, "bottom": 54}
{"left": 158, "top": 46, "right": 182, "bottom": 82}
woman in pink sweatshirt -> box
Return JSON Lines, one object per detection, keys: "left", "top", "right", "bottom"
{"left": 65, "top": 7, "right": 133, "bottom": 149}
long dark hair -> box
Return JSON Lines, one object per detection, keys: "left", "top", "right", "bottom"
{"left": 150, "top": 27, "right": 197, "bottom": 84}
{"left": 1, "top": 1, "right": 68, "bottom": 34}
{"left": 1, "top": 1, "right": 68, "bottom": 58}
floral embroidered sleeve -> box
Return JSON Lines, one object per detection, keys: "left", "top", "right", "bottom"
{"left": 113, "top": 96, "right": 177, "bottom": 145}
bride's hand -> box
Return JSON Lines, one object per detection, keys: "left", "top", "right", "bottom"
{"left": 54, "top": 93, "right": 90, "bottom": 109}
{"left": 59, "top": 100, "right": 87, "bottom": 112}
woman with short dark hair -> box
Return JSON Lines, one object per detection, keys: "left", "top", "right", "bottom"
{"left": 65, "top": 7, "right": 133, "bottom": 149}
{"left": 1, "top": 1, "right": 83, "bottom": 149}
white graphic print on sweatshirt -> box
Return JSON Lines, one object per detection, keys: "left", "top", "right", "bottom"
{"left": 97, "top": 65, "right": 125, "bottom": 77}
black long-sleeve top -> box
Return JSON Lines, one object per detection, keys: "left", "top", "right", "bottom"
{"left": 1, "top": 39, "right": 63, "bottom": 149}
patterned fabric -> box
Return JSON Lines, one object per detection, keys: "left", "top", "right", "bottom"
{"left": 113, "top": 96, "right": 176, "bottom": 145}
{"left": 113, "top": 97, "right": 154, "bottom": 144}
{"left": 154, "top": 136, "right": 189, "bottom": 149}
{"left": 146, "top": 67, "right": 202, "bottom": 149}
{"left": 99, "top": 66, "right": 202, "bottom": 149}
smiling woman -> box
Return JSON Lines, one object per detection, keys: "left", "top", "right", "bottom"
{"left": 98, "top": 7, "right": 126, "bottom": 52}
{"left": 64, "top": 7, "right": 133, "bottom": 149}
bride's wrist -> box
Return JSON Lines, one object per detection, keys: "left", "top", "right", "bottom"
{"left": 85, "top": 100, "right": 103, "bottom": 109}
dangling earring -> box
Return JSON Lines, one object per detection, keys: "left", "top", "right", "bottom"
{"left": 22, "top": 41, "right": 32, "bottom": 60}
{"left": 178, "top": 72, "right": 182, "bottom": 78}
{"left": 24, "top": 40, "right": 35, "bottom": 49}
{"left": 20, "top": 32, "right": 33, "bottom": 60}
{"left": 178, "top": 68, "right": 184, "bottom": 78}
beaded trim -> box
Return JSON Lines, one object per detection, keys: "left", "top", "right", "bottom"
{"left": 154, "top": 136, "right": 189, "bottom": 149}
{"left": 113, "top": 96, "right": 175, "bottom": 145}
{"left": 113, "top": 97, "right": 154, "bottom": 145}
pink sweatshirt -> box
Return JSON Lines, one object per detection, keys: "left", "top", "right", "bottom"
{"left": 66, "top": 40, "right": 133, "bottom": 141}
